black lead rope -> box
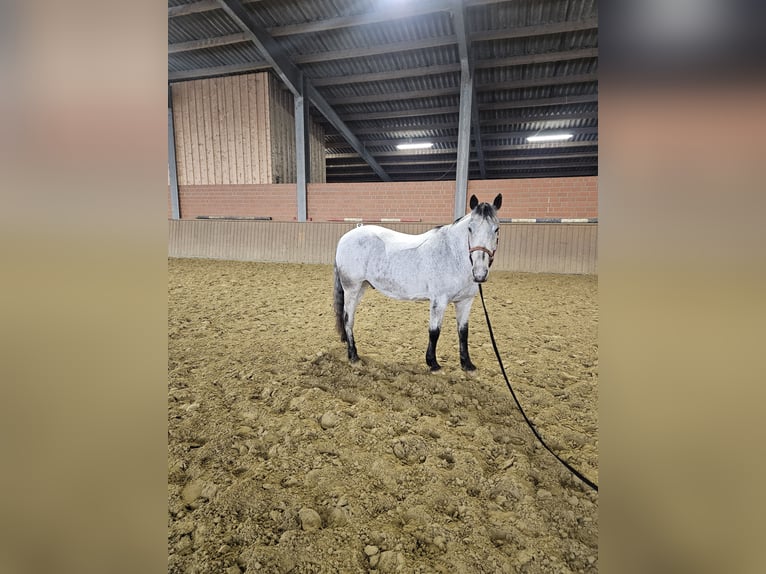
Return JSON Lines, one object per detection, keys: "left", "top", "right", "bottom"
{"left": 478, "top": 284, "right": 599, "bottom": 492}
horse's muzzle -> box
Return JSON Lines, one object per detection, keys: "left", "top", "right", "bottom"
{"left": 473, "top": 274, "right": 488, "bottom": 283}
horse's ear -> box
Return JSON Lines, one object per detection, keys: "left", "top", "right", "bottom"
{"left": 469, "top": 195, "right": 478, "bottom": 210}
{"left": 493, "top": 194, "right": 503, "bottom": 210}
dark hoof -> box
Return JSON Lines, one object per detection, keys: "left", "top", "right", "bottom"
{"left": 429, "top": 363, "right": 442, "bottom": 372}
{"left": 461, "top": 362, "right": 476, "bottom": 372}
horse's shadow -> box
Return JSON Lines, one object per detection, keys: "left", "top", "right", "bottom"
{"left": 301, "top": 347, "right": 474, "bottom": 396}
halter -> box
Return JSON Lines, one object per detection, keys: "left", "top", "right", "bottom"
{"left": 468, "top": 244, "right": 496, "bottom": 267}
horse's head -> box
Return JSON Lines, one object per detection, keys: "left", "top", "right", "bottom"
{"left": 467, "top": 193, "right": 502, "bottom": 282}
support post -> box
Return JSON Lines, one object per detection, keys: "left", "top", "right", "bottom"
{"left": 454, "top": 75, "right": 473, "bottom": 219}
{"left": 295, "top": 73, "right": 309, "bottom": 222}
{"left": 452, "top": 0, "right": 476, "bottom": 219}
{"left": 168, "top": 85, "right": 181, "bottom": 220}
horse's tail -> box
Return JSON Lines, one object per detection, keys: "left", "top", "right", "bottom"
{"left": 333, "top": 265, "right": 347, "bottom": 342}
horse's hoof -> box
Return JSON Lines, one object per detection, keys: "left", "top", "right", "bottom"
{"left": 462, "top": 363, "right": 476, "bottom": 372}
{"left": 429, "top": 364, "right": 442, "bottom": 372}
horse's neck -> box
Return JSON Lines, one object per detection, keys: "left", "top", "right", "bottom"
{"left": 449, "top": 216, "right": 470, "bottom": 246}
{"left": 446, "top": 216, "right": 471, "bottom": 259}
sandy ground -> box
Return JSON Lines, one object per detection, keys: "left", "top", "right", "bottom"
{"left": 168, "top": 258, "right": 598, "bottom": 573}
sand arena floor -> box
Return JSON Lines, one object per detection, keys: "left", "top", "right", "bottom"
{"left": 168, "top": 258, "right": 598, "bottom": 573}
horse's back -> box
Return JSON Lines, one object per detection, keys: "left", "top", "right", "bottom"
{"left": 338, "top": 225, "right": 429, "bottom": 249}
{"left": 337, "top": 225, "right": 432, "bottom": 262}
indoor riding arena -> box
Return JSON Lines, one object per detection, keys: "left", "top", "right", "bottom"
{"left": 168, "top": 1, "right": 598, "bottom": 573}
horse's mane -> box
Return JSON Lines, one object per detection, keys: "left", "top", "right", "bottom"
{"left": 474, "top": 202, "right": 497, "bottom": 218}
{"left": 433, "top": 203, "right": 496, "bottom": 231}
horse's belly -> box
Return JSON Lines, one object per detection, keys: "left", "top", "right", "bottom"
{"left": 366, "top": 272, "right": 431, "bottom": 301}
{"left": 366, "top": 265, "right": 472, "bottom": 302}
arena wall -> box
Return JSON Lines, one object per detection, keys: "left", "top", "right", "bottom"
{"left": 168, "top": 220, "right": 597, "bottom": 274}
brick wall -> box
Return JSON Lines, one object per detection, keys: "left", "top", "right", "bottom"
{"left": 171, "top": 184, "right": 297, "bottom": 220}
{"left": 468, "top": 177, "right": 598, "bottom": 219}
{"left": 308, "top": 181, "right": 456, "bottom": 222}
{"left": 168, "top": 176, "right": 597, "bottom": 222}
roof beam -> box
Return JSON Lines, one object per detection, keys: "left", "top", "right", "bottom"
{"left": 337, "top": 114, "right": 599, "bottom": 136}
{"left": 331, "top": 127, "right": 597, "bottom": 147}
{"left": 169, "top": 0, "right": 498, "bottom": 28}
{"left": 293, "top": 35, "right": 457, "bottom": 64}
{"left": 324, "top": 87, "right": 459, "bottom": 106}
{"left": 329, "top": 160, "right": 598, "bottom": 176}
{"left": 168, "top": 32, "right": 251, "bottom": 53}
{"left": 311, "top": 63, "right": 461, "bottom": 87}
{"left": 168, "top": 61, "right": 270, "bottom": 82}
{"left": 328, "top": 169, "right": 598, "bottom": 181}
{"left": 325, "top": 140, "right": 597, "bottom": 159}
{"left": 471, "top": 18, "right": 598, "bottom": 42}
{"left": 480, "top": 111, "right": 599, "bottom": 125}
{"left": 480, "top": 93, "right": 599, "bottom": 110}
{"left": 171, "top": 1, "right": 595, "bottom": 44}
{"left": 328, "top": 152, "right": 599, "bottom": 167}
{"left": 269, "top": 0, "right": 450, "bottom": 36}
{"left": 168, "top": 0, "right": 222, "bottom": 19}
{"left": 477, "top": 72, "right": 598, "bottom": 92}
{"left": 309, "top": 49, "right": 598, "bottom": 86}
{"left": 321, "top": 73, "right": 597, "bottom": 107}
{"left": 482, "top": 152, "right": 599, "bottom": 161}
{"left": 168, "top": 48, "right": 598, "bottom": 89}
{"left": 475, "top": 47, "right": 598, "bottom": 69}
{"left": 169, "top": 0, "right": 507, "bottom": 23}
{"left": 216, "top": 0, "right": 302, "bottom": 95}
{"left": 290, "top": 19, "right": 596, "bottom": 65}
{"left": 215, "top": 0, "right": 391, "bottom": 181}
{"left": 168, "top": 45, "right": 596, "bottom": 84}
{"left": 337, "top": 106, "right": 460, "bottom": 122}
{"left": 483, "top": 140, "right": 597, "bottom": 151}
{"left": 326, "top": 94, "right": 597, "bottom": 123}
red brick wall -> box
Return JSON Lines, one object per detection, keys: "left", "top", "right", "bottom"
{"left": 168, "top": 176, "right": 597, "bottom": 222}
{"left": 307, "top": 181, "right": 455, "bottom": 222}
{"left": 170, "top": 184, "right": 297, "bottom": 220}
{"left": 468, "top": 177, "right": 598, "bottom": 219}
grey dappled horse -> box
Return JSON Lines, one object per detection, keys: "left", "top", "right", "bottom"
{"left": 333, "top": 194, "right": 502, "bottom": 371}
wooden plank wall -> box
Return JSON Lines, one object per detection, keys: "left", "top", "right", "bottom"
{"left": 168, "top": 221, "right": 597, "bottom": 274}
{"left": 269, "top": 80, "right": 294, "bottom": 185}
{"left": 170, "top": 72, "right": 326, "bottom": 186}
{"left": 310, "top": 120, "right": 327, "bottom": 184}
{"left": 171, "top": 74, "right": 272, "bottom": 185}
{"left": 268, "top": 80, "right": 327, "bottom": 184}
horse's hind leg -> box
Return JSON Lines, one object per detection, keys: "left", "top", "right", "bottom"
{"left": 455, "top": 298, "right": 476, "bottom": 371}
{"left": 426, "top": 298, "right": 448, "bottom": 371}
{"left": 342, "top": 281, "right": 366, "bottom": 362}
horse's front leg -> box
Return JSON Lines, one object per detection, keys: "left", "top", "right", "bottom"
{"left": 455, "top": 298, "right": 476, "bottom": 371}
{"left": 426, "top": 298, "right": 448, "bottom": 371}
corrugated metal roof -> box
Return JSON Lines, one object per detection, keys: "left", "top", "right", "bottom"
{"left": 168, "top": 0, "right": 598, "bottom": 181}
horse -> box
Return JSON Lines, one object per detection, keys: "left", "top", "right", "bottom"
{"left": 333, "top": 194, "right": 502, "bottom": 371}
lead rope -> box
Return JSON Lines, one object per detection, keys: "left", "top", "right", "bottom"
{"left": 478, "top": 284, "right": 599, "bottom": 492}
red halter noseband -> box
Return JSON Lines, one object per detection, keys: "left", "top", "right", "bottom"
{"left": 468, "top": 245, "right": 496, "bottom": 267}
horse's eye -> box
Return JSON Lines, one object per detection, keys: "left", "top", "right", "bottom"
{"left": 468, "top": 226, "right": 473, "bottom": 234}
